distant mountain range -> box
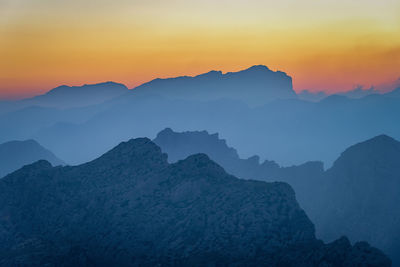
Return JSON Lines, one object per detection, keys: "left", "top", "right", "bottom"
{"left": 0, "top": 82, "right": 128, "bottom": 114}
{"left": 154, "top": 128, "right": 400, "bottom": 266}
{"left": 298, "top": 84, "right": 400, "bottom": 102}
{"left": 0, "top": 138, "right": 390, "bottom": 266}
{"left": 153, "top": 127, "right": 323, "bottom": 201}
{"left": 133, "top": 65, "right": 297, "bottom": 106}
{"left": 0, "top": 139, "right": 64, "bottom": 177}
{"left": 1, "top": 65, "right": 400, "bottom": 167}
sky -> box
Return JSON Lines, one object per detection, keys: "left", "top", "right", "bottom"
{"left": 0, "top": 0, "right": 399, "bottom": 99}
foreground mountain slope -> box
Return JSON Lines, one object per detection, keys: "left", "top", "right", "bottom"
{"left": 0, "top": 138, "right": 389, "bottom": 266}
{"left": 0, "top": 139, "right": 64, "bottom": 177}
{"left": 317, "top": 134, "right": 400, "bottom": 265}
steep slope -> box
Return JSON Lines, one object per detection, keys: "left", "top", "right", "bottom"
{"left": 153, "top": 128, "right": 324, "bottom": 212}
{"left": 317, "top": 135, "right": 400, "bottom": 266}
{"left": 0, "top": 139, "right": 64, "bottom": 177}
{"left": 133, "top": 65, "right": 296, "bottom": 106}
{"left": 0, "top": 138, "right": 389, "bottom": 266}
{"left": 153, "top": 128, "right": 323, "bottom": 179}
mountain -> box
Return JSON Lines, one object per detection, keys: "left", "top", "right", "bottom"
{"left": 337, "top": 86, "right": 382, "bottom": 98}
{"left": 316, "top": 135, "right": 400, "bottom": 266}
{"left": 0, "top": 82, "right": 129, "bottom": 114}
{"left": 0, "top": 138, "right": 390, "bottom": 266}
{"left": 154, "top": 129, "right": 400, "bottom": 264}
{"left": 0, "top": 139, "right": 64, "bottom": 177}
{"left": 297, "top": 90, "right": 328, "bottom": 102}
{"left": 153, "top": 128, "right": 324, "bottom": 211}
{"left": 2, "top": 67, "right": 400, "bottom": 167}
{"left": 297, "top": 87, "right": 384, "bottom": 102}
{"left": 132, "top": 65, "right": 297, "bottom": 106}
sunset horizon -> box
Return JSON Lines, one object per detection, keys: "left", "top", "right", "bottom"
{"left": 1, "top": 1, "right": 400, "bottom": 265}
{"left": 1, "top": 0, "right": 399, "bottom": 99}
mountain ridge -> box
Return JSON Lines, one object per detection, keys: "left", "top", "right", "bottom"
{"left": 132, "top": 65, "right": 296, "bottom": 106}
{"left": 0, "top": 139, "right": 64, "bottom": 178}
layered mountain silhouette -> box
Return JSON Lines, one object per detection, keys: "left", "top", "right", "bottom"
{"left": 0, "top": 139, "right": 64, "bottom": 177}
{"left": 133, "top": 65, "right": 297, "bottom": 106}
{"left": 0, "top": 138, "right": 390, "bottom": 266}
{"left": 0, "top": 82, "right": 128, "bottom": 114}
{"left": 153, "top": 128, "right": 323, "bottom": 176}
{"left": 154, "top": 129, "right": 400, "bottom": 265}
{"left": 153, "top": 128, "right": 325, "bottom": 224}
{"left": 1, "top": 66, "right": 400, "bottom": 167}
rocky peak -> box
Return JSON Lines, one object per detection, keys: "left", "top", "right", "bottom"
{"left": 86, "top": 138, "right": 168, "bottom": 171}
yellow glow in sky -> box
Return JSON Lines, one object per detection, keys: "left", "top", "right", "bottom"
{"left": 0, "top": 0, "right": 399, "bottom": 98}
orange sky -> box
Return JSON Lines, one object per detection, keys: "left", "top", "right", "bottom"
{"left": 0, "top": 0, "right": 399, "bottom": 99}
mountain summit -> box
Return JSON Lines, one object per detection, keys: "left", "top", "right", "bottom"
{"left": 0, "top": 138, "right": 390, "bottom": 266}
{"left": 317, "top": 134, "right": 400, "bottom": 265}
{"left": 133, "top": 65, "right": 296, "bottom": 106}
{"left": 31, "top": 81, "right": 129, "bottom": 108}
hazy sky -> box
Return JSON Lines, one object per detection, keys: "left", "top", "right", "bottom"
{"left": 0, "top": 0, "right": 399, "bottom": 98}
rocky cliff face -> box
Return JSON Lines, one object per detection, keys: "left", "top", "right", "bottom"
{"left": 0, "top": 138, "right": 390, "bottom": 266}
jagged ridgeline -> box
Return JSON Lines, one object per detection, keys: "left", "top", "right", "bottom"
{"left": 0, "top": 138, "right": 390, "bottom": 266}
{"left": 153, "top": 128, "right": 400, "bottom": 266}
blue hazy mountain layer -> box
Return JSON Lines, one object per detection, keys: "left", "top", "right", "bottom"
{"left": 154, "top": 128, "right": 400, "bottom": 266}
{"left": 0, "top": 139, "right": 64, "bottom": 178}
{"left": 0, "top": 66, "right": 399, "bottom": 168}
{"left": 0, "top": 82, "right": 128, "bottom": 114}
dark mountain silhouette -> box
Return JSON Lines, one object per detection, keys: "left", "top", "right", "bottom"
{"left": 316, "top": 134, "right": 400, "bottom": 266}
{"left": 0, "top": 138, "right": 390, "bottom": 266}
{"left": 0, "top": 82, "right": 128, "bottom": 114}
{"left": 0, "top": 139, "right": 64, "bottom": 178}
{"left": 133, "top": 65, "right": 297, "bottom": 106}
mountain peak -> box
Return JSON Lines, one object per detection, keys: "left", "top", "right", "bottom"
{"left": 88, "top": 138, "right": 168, "bottom": 170}
{"left": 332, "top": 134, "right": 400, "bottom": 170}
{"left": 47, "top": 81, "right": 128, "bottom": 95}
{"left": 245, "top": 65, "right": 271, "bottom": 71}
{"left": 346, "top": 134, "right": 399, "bottom": 152}
{"left": 195, "top": 70, "right": 223, "bottom": 79}
{"left": 154, "top": 128, "right": 239, "bottom": 163}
